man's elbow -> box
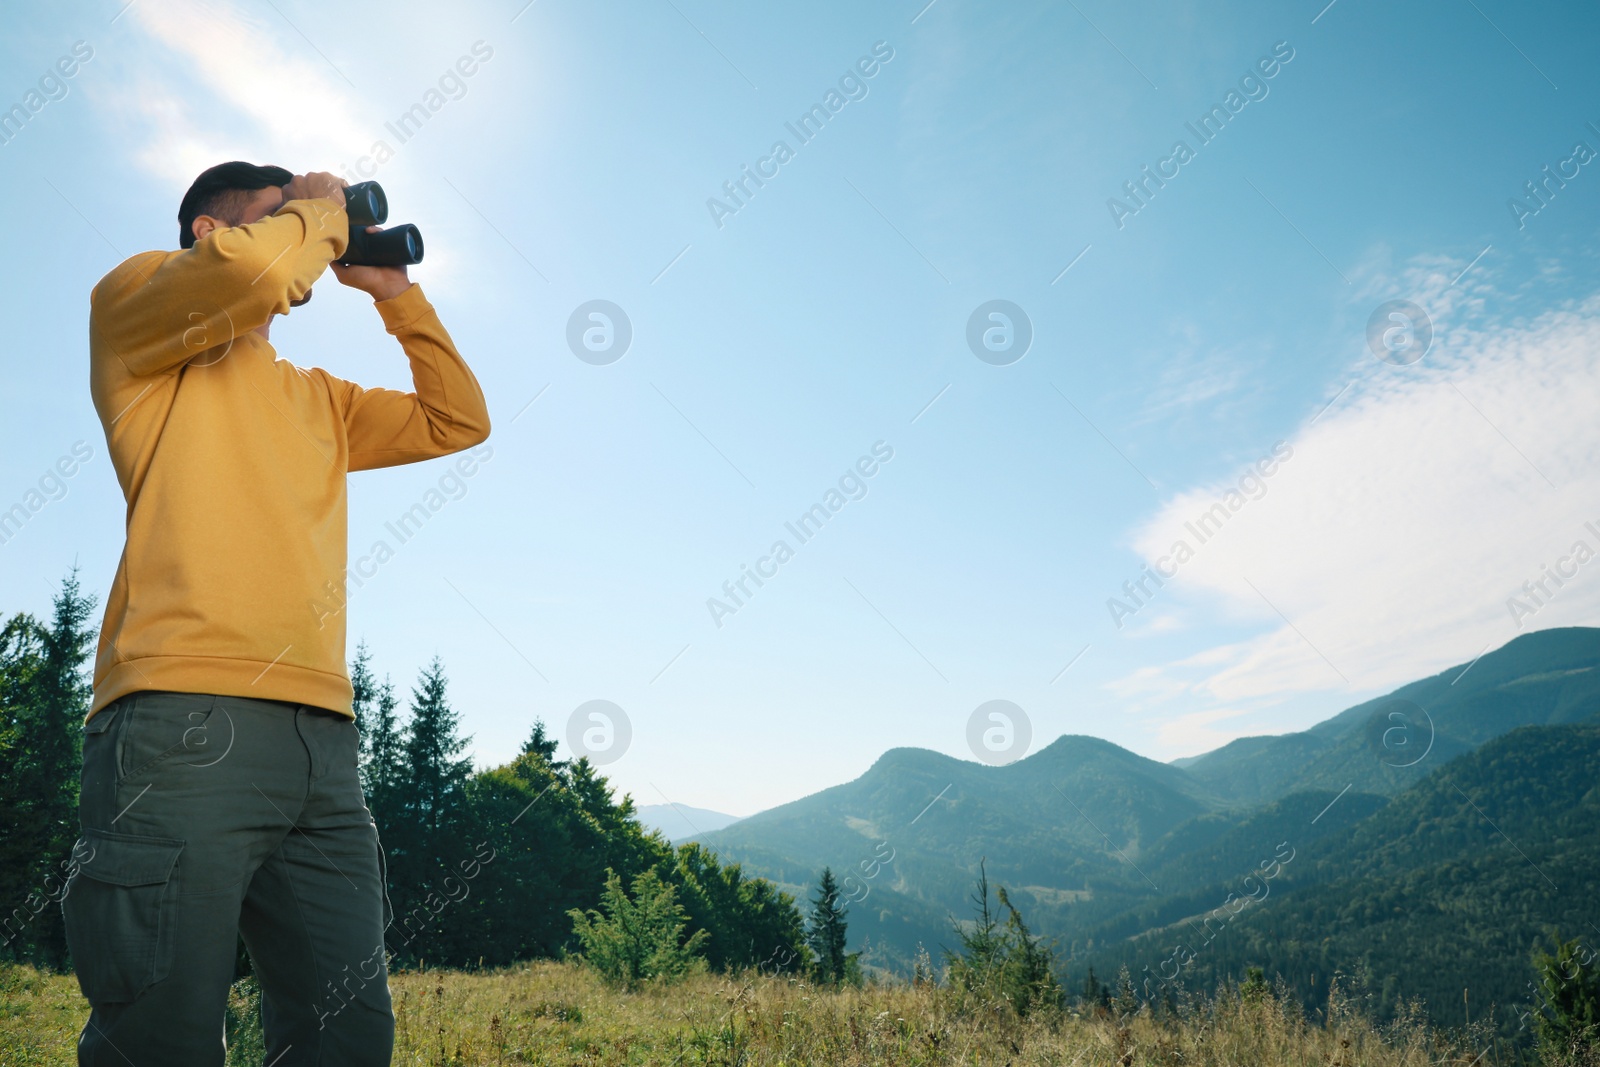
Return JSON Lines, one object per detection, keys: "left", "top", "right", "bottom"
{"left": 444, "top": 410, "right": 491, "bottom": 453}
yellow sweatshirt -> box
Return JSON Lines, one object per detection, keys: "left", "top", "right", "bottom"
{"left": 87, "top": 195, "right": 490, "bottom": 719}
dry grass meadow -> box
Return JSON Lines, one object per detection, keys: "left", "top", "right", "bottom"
{"left": 0, "top": 959, "right": 1528, "bottom": 1066}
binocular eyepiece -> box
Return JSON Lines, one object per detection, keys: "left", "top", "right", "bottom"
{"left": 337, "top": 181, "right": 424, "bottom": 267}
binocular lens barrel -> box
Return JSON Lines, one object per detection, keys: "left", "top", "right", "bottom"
{"left": 333, "top": 181, "right": 424, "bottom": 266}
{"left": 344, "top": 181, "right": 387, "bottom": 227}
{"left": 340, "top": 223, "right": 424, "bottom": 267}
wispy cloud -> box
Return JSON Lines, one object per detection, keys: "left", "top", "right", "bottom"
{"left": 87, "top": 0, "right": 370, "bottom": 184}
{"left": 1127, "top": 325, "right": 1257, "bottom": 428}
{"left": 1117, "top": 253, "right": 1600, "bottom": 744}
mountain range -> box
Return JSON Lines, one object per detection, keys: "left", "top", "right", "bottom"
{"left": 691, "top": 626, "right": 1600, "bottom": 1034}
{"left": 635, "top": 803, "right": 742, "bottom": 842}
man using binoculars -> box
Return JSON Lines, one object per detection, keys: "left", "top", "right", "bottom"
{"left": 69, "top": 161, "right": 490, "bottom": 1065}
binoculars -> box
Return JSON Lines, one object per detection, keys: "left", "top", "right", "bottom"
{"left": 337, "top": 181, "right": 424, "bottom": 267}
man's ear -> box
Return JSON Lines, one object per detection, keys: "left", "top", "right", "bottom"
{"left": 190, "top": 215, "right": 224, "bottom": 244}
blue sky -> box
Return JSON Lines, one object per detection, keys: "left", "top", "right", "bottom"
{"left": 4, "top": 0, "right": 1600, "bottom": 816}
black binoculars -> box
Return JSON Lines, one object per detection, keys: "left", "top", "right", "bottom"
{"left": 337, "top": 181, "right": 424, "bottom": 267}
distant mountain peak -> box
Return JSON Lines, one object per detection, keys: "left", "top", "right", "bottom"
{"left": 634, "top": 803, "right": 743, "bottom": 842}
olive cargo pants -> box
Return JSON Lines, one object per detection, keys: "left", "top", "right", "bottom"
{"left": 64, "top": 691, "right": 395, "bottom": 1066}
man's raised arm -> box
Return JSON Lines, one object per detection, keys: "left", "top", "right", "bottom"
{"left": 90, "top": 195, "right": 348, "bottom": 378}
{"left": 331, "top": 284, "right": 491, "bottom": 470}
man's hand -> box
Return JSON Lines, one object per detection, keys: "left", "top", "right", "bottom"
{"left": 281, "top": 171, "right": 347, "bottom": 209}
{"left": 330, "top": 226, "right": 411, "bottom": 302}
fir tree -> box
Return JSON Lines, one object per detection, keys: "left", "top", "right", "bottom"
{"left": 946, "top": 860, "right": 1005, "bottom": 998}
{"left": 348, "top": 641, "right": 377, "bottom": 763}
{"left": 521, "top": 717, "right": 564, "bottom": 770}
{"left": 807, "top": 867, "right": 849, "bottom": 985}
{"left": 1082, "top": 965, "right": 1106, "bottom": 1008}
{"left": 0, "top": 611, "right": 46, "bottom": 958}
{"left": 402, "top": 657, "right": 473, "bottom": 836}
{"left": 1, "top": 572, "right": 96, "bottom": 964}
{"left": 363, "top": 675, "right": 404, "bottom": 808}
{"left": 996, "top": 884, "right": 1063, "bottom": 1013}
{"left": 947, "top": 860, "right": 1062, "bottom": 1017}
{"left": 388, "top": 658, "right": 474, "bottom": 962}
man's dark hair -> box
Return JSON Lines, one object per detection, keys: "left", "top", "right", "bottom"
{"left": 177, "top": 161, "right": 292, "bottom": 250}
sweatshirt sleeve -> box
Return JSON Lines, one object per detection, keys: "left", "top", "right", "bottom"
{"left": 89, "top": 197, "right": 348, "bottom": 378}
{"left": 336, "top": 284, "right": 492, "bottom": 472}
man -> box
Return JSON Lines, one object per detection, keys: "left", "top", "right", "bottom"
{"left": 65, "top": 161, "right": 491, "bottom": 1065}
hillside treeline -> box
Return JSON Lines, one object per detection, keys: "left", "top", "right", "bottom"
{"left": 0, "top": 573, "right": 807, "bottom": 978}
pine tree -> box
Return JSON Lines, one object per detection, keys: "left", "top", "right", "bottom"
{"left": 946, "top": 860, "right": 1005, "bottom": 999}
{"left": 0, "top": 572, "right": 96, "bottom": 965}
{"left": 565, "top": 757, "right": 658, "bottom": 882}
{"left": 0, "top": 611, "right": 47, "bottom": 959}
{"left": 946, "top": 860, "right": 1061, "bottom": 1017}
{"left": 996, "top": 884, "right": 1063, "bottom": 1013}
{"left": 402, "top": 657, "right": 473, "bottom": 839}
{"left": 348, "top": 641, "right": 377, "bottom": 763}
{"left": 28, "top": 572, "right": 96, "bottom": 965}
{"left": 363, "top": 675, "right": 405, "bottom": 823}
{"left": 521, "top": 717, "right": 564, "bottom": 769}
{"left": 1082, "top": 965, "right": 1104, "bottom": 1007}
{"left": 389, "top": 658, "right": 474, "bottom": 963}
{"left": 807, "top": 867, "right": 849, "bottom": 984}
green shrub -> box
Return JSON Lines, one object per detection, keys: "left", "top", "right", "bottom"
{"left": 944, "top": 862, "right": 1063, "bottom": 1017}
{"left": 1532, "top": 936, "right": 1600, "bottom": 1066}
{"left": 1241, "top": 966, "right": 1271, "bottom": 1003}
{"left": 567, "top": 868, "right": 708, "bottom": 989}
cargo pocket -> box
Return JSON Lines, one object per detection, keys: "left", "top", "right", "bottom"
{"left": 61, "top": 828, "right": 185, "bottom": 1004}
{"left": 77, "top": 706, "right": 124, "bottom": 822}
{"left": 84, "top": 704, "right": 121, "bottom": 737}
